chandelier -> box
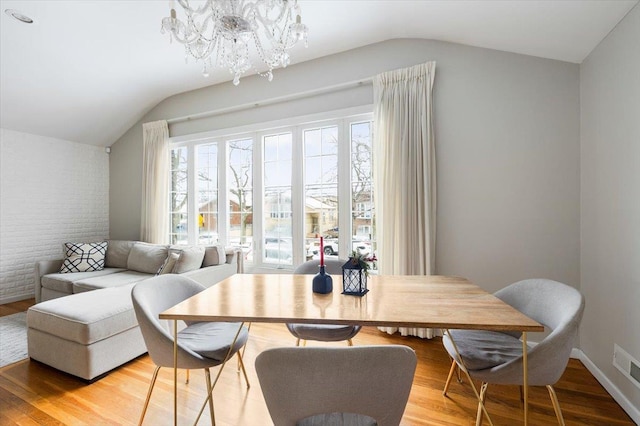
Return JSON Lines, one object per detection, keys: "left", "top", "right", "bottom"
{"left": 161, "top": 0, "right": 308, "bottom": 85}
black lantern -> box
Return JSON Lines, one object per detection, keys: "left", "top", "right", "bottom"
{"left": 342, "top": 257, "right": 369, "bottom": 296}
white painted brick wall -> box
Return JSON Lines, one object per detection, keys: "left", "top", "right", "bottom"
{"left": 0, "top": 129, "right": 109, "bottom": 303}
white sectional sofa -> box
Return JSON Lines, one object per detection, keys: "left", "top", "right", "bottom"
{"left": 28, "top": 240, "right": 242, "bottom": 381}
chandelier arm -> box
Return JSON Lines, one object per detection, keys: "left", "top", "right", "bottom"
{"left": 178, "top": 0, "right": 213, "bottom": 15}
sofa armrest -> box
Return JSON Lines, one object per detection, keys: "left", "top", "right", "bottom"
{"left": 34, "top": 259, "right": 63, "bottom": 303}
{"left": 225, "top": 247, "right": 244, "bottom": 274}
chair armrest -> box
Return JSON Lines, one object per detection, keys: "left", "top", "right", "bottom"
{"left": 34, "top": 259, "right": 63, "bottom": 303}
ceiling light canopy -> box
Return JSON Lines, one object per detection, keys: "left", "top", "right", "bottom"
{"left": 161, "top": 0, "right": 308, "bottom": 86}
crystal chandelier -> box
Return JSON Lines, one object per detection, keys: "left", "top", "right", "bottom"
{"left": 161, "top": 0, "right": 308, "bottom": 85}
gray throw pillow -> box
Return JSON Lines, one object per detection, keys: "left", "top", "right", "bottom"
{"left": 203, "top": 245, "right": 226, "bottom": 267}
{"left": 173, "top": 246, "right": 206, "bottom": 273}
{"left": 105, "top": 240, "right": 135, "bottom": 268}
{"left": 127, "top": 243, "right": 169, "bottom": 274}
{"left": 158, "top": 252, "right": 180, "bottom": 275}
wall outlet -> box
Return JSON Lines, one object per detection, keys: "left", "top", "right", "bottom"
{"left": 613, "top": 344, "right": 640, "bottom": 390}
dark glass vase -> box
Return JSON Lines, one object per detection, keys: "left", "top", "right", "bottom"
{"left": 312, "top": 265, "right": 333, "bottom": 294}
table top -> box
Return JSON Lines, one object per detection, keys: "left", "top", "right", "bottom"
{"left": 160, "top": 274, "right": 543, "bottom": 332}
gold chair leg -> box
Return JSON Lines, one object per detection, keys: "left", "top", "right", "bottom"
{"left": 237, "top": 352, "right": 251, "bottom": 389}
{"left": 443, "top": 359, "right": 457, "bottom": 396}
{"left": 347, "top": 339, "right": 354, "bottom": 346}
{"left": 475, "top": 382, "right": 488, "bottom": 426}
{"left": 186, "top": 369, "right": 190, "bottom": 384}
{"left": 238, "top": 322, "right": 252, "bottom": 372}
{"left": 205, "top": 369, "right": 216, "bottom": 426}
{"left": 194, "top": 322, "right": 246, "bottom": 425}
{"left": 138, "top": 366, "right": 161, "bottom": 426}
{"left": 295, "top": 338, "right": 301, "bottom": 346}
{"left": 547, "top": 385, "right": 566, "bottom": 426}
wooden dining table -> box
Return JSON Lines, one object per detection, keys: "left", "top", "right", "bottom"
{"left": 160, "top": 273, "right": 543, "bottom": 426}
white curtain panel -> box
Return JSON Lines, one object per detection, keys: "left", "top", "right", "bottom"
{"left": 140, "top": 120, "right": 170, "bottom": 244}
{"left": 373, "top": 62, "right": 438, "bottom": 338}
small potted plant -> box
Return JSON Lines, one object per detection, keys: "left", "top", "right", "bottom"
{"left": 341, "top": 251, "right": 370, "bottom": 296}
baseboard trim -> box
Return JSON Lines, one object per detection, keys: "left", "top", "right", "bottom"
{"left": 0, "top": 293, "right": 33, "bottom": 305}
{"left": 574, "top": 349, "right": 640, "bottom": 424}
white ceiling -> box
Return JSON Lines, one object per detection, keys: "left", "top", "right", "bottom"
{"left": 1, "top": 0, "right": 637, "bottom": 147}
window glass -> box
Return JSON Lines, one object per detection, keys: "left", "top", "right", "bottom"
{"left": 197, "top": 143, "right": 218, "bottom": 245}
{"left": 170, "top": 146, "right": 188, "bottom": 244}
{"left": 228, "top": 138, "right": 253, "bottom": 263}
{"left": 263, "top": 133, "right": 293, "bottom": 265}
{"left": 350, "top": 121, "right": 376, "bottom": 272}
{"left": 304, "top": 126, "right": 339, "bottom": 259}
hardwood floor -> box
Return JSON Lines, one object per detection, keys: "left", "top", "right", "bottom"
{"left": 0, "top": 299, "right": 634, "bottom": 426}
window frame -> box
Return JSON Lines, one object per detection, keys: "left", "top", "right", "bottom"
{"left": 169, "top": 106, "right": 373, "bottom": 271}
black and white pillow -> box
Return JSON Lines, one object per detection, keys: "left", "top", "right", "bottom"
{"left": 59, "top": 241, "right": 108, "bottom": 273}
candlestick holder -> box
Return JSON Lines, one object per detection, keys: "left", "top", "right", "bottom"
{"left": 312, "top": 265, "right": 333, "bottom": 294}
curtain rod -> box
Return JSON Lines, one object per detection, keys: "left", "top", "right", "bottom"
{"left": 166, "top": 77, "right": 373, "bottom": 125}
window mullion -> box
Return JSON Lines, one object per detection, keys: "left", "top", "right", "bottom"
{"left": 253, "top": 131, "right": 264, "bottom": 268}
{"left": 187, "top": 145, "right": 198, "bottom": 245}
{"left": 218, "top": 140, "right": 228, "bottom": 245}
{"left": 338, "top": 118, "right": 352, "bottom": 258}
{"left": 292, "top": 125, "right": 305, "bottom": 266}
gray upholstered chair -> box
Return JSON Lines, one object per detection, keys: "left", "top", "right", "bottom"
{"left": 131, "top": 275, "right": 250, "bottom": 426}
{"left": 442, "top": 279, "right": 585, "bottom": 425}
{"left": 255, "top": 345, "right": 417, "bottom": 426}
{"left": 287, "top": 258, "right": 362, "bottom": 346}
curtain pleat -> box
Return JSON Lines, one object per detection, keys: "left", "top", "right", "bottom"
{"left": 140, "top": 120, "right": 169, "bottom": 244}
{"left": 373, "top": 62, "right": 438, "bottom": 338}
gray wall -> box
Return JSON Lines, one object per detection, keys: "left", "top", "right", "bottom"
{"left": 580, "top": 4, "right": 640, "bottom": 413}
{"left": 110, "top": 38, "right": 580, "bottom": 296}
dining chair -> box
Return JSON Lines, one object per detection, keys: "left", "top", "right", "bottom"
{"left": 287, "top": 258, "right": 362, "bottom": 346}
{"left": 131, "top": 275, "right": 250, "bottom": 426}
{"left": 255, "top": 345, "right": 417, "bottom": 426}
{"left": 442, "top": 278, "right": 585, "bottom": 425}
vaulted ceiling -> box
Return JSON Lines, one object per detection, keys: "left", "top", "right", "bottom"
{"left": 1, "top": 0, "right": 637, "bottom": 147}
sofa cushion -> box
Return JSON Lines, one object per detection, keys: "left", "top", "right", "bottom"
{"left": 28, "top": 284, "right": 138, "bottom": 345}
{"left": 42, "top": 268, "right": 126, "bottom": 294}
{"left": 173, "top": 246, "right": 206, "bottom": 273}
{"left": 60, "top": 242, "right": 108, "bottom": 273}
{"left": 203, "top": 245, "right": 226, "bottom": 267}
{"left": 159, "top": 252, "right": 180, "bottom": 275}
{"left": 127, "top": 243, "right": 168, "bottom": 274}
{"left": 73, "top": 271, "right": 153, "bottom": 293}
{"left": 105, "top": 240, "right": 136, "bottom": 268}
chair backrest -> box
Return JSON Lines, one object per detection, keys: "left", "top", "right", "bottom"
{"left": 255, "top": 345, "right": 417, "bottom": 426}
{"left": 131, "top": 275, "right": 208, "bottom": 368}
{"left": 491, "top": 279, "right": 585, "bottom": 385}
{"left": 294, "top": 258, "right": 346, "bottom": 275}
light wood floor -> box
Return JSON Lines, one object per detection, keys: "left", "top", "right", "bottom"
{"left": 0, "top": 299, "right": 634, "bottom": 426}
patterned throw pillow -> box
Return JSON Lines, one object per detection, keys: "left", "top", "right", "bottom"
{"left": 59, "top": 241, "right": 108, "bottom": 273}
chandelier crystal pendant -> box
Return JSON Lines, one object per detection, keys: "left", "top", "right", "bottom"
{"left": 161, "top": 0, "right": 308, "bottom": 85}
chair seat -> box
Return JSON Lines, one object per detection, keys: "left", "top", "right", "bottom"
{"left": 297, "top": 412, "right": 377, "bottom": 426}
{"left": 287, "top": 323, "right": 360, "bottom": 342}
{"left": 443, "top": 329, "right": 524, "bottom": 371}
{"left": 178, "top": 322, "right": 248, "bottom": 362}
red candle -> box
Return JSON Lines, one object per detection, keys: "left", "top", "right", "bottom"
{"left": 320, "top": 236, "right": 324, "bottom": 266}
